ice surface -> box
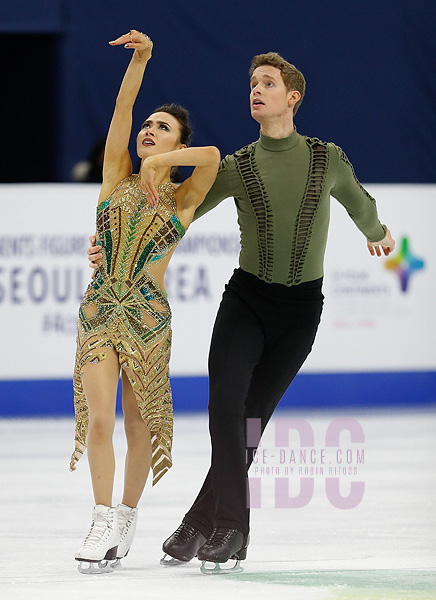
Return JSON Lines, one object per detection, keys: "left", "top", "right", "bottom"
{"left": 0, "top": 408, "right": 435, "bottom": 600}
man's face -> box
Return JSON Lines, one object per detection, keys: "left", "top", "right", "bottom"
{"left": 250, "top": 65, "right": 292, "bottom": 123}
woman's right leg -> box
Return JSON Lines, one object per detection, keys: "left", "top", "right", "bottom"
{"left": 81, "top": 348, "right": 120, "bottom": 507}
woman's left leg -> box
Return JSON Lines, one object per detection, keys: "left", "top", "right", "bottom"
{"left": 121, "top": 369, "right": 152, "bottom": 508}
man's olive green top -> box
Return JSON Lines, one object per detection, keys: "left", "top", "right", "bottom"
{"left": 194, "top": 129, "right": 386, "bottom": 286}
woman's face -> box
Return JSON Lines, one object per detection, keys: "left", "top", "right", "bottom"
{"left": 136, "top": 111, "right": 184, "bottom": 158}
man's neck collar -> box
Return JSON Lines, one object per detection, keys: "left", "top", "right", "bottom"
{"left": 259, "top": 117, "right": 294, "bottom": 139}
{"left": 258, "top": 126, "right": 299, "bottom": 151}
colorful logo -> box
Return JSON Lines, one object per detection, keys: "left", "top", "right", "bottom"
{"left": 385, "top": 236, "right": 424, "bottom": 292}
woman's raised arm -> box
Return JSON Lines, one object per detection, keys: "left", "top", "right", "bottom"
{"left": 98, "top": 30, "right": 153, "bottom": 201}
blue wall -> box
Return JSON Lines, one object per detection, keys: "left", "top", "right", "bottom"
{"left": 0, "top": 373, "right": 434, "bottom": 417}
{"left": 1, "top": 0, "right": 435, "bottom": 183}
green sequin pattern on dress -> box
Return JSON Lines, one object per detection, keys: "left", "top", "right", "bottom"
{"left": 70, "top": 175, "right": 185, "bottom": 485}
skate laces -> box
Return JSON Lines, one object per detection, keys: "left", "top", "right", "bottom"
{"left": 209, "top": 527, "right": 235, "bottom": 545}
{"left": 118, "top": 511, "right": 135, "bottom": 541}
{"left": 174, "top": 522, "right": 198, "bottom": 544}
{"left": 82, "top": 513, "right": 114, "bottom": 548}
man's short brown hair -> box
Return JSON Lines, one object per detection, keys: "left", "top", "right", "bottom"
{"left": 249, "top": 52, "right": 306, "bottom": 115}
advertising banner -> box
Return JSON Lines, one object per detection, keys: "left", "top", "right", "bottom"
{"left": 0, "top": 184, "right": 434, "bottom": 382}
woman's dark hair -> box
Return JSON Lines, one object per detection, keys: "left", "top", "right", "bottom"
{"left": 156, "top": 103, "right": 192, "bottom": 146}
{"left": 152, "top": 103, "right": 193, "bottom": 182}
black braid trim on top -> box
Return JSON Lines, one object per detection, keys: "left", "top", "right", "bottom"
{"left": 287, "top": 137, "right": 329, "bottom": 285}
{"left": 234, "top": 144, "right": 274, "bottom": 283}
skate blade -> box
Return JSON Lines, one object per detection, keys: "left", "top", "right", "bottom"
{"left": 160, "top": 553, "right": 188, "bottom": 566}
{"left": 200, "top": 559, "right": 243, "bottom": 575}
{"left": 77, "top": 560, "right": 114, "bottom": 574}
{"left": 111, "top": 547, "right": 130, "bottom": 569}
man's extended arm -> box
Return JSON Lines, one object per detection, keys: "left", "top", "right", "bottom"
{"left": 330, "top": 145, "right": 386, "bottom": 241}
{"left": 330, "top": 145, "right": 395, "bottom": 255}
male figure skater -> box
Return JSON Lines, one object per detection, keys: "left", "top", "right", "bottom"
{"left": 88, "top": 52, "right": 394, "bottom": 572}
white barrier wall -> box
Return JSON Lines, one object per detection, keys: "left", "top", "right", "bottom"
{"left": 0, "top": 183, "right": 435, "bottom": 380}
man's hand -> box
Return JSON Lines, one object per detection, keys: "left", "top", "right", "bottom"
{"left": 367, "top": 228, "right": 395, "bottom": 257}
{"left": 88, "top": 235, "right": 102, "bottom": 269}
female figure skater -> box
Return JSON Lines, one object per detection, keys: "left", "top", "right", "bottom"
{"left": 70, "top": 30, "right": 220, "bottom": 573}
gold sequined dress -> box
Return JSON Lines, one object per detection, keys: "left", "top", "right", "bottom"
{"left": 70, "top": 174, "right": 185, "bottom": 485}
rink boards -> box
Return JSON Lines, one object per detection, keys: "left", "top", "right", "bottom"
{"left": 0, "top": 183, "right": 435, "bottom": 414}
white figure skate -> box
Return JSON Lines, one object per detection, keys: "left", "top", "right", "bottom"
{"left": 111, "top": 503, "right": 138, "bottom": 569}
{"left": 75, "top": 505, "right": 119, "bottom": 574}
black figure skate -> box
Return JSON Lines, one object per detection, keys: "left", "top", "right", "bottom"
{"left": 160, "top": 521, "right": 207, "bottom": 566}
{"left": 197, "top": 527, "right": 248, "bottom": 574}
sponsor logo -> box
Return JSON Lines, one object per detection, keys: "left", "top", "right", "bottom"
{"left": 385, "top": 236, "right": 424, "bottom": 292}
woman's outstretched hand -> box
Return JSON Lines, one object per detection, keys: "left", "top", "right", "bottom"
{"left": 140, "top": 157, "right": 160, "bottom": 209}
{"left": 109, "top": 29, "right": 153, "bottom": 59}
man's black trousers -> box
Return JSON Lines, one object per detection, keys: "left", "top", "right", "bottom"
{"left": 184, "top": 268, "right": 324, "bottom": 536}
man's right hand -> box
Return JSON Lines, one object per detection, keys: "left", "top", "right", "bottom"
{"left": 88, "top": 235, "right": 102, "bottom": 269}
